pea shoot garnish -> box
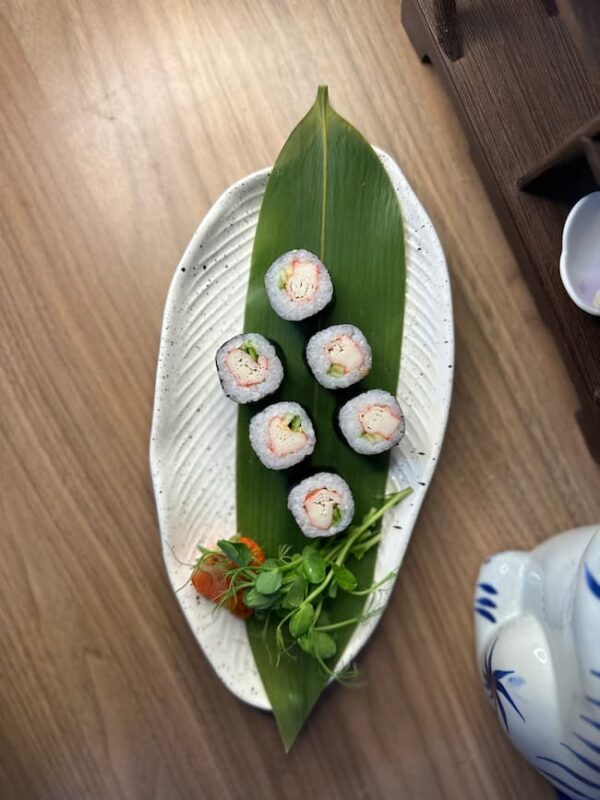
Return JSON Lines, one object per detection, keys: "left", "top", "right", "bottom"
{"left": 191, "top": 488, "right": 412, "bottom": 677}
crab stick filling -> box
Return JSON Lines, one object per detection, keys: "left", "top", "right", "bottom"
{"left": 359, "top": 404, "right": 401, "bottom": 441}
{"left": 325, "top": 335, "right": 364, "bottom": 375}
{"left": 304, "top": 488, "right": 342, "bottom": 530}
{"left": 225, "top": 346, "right": 268, "bottom": 387}
{"left": 268, "top": 414, "right": 307, "bottom": 456}
{"left": 280, "top": 259, "right": 320, "bottom": 303}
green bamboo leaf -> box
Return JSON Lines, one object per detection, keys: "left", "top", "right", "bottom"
{"left": 239, "top": 86, "right": 405, "bottom": 749}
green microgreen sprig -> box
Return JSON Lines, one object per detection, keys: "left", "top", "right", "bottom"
{"left": 192, "top": 487, "right": 412, "bottom": 678}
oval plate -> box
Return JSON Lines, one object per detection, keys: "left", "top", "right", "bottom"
{"left": 150, "top": 149, "right": 453, "bottom": 709}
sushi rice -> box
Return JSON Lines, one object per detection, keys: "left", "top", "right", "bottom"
{"left": 339, "top": 389, "right": 405, "bottom": 455}
{"left": 216, "top": 333, "right": 283, "bottom": 404}
{"left": 287, "top": 472, "right": 354, "bottom": 538}
{"left": 264, "top": 249, "right": 333, "bottom": 321}
{"left": 249, "top": 401, "right": 315, "bottom": 470}
{"left": 306, "top": 324, "right": 372, "bottom": 389}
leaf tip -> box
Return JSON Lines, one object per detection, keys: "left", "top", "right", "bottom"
{"left": 317, "top": 85, "right": 329, "bottom": 107}
{"left": 280, "top": 719, "right": 301, "bottom": 752}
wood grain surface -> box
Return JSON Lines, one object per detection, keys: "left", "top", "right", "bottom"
{"left": 1, "top": 2, "right": 598, "bottom": 798}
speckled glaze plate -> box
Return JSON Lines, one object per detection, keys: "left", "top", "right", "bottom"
{"left": 150, "top": 150, "right": 453, "bottom": 709}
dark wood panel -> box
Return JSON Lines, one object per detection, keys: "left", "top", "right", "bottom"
{"left": 403, "top": 0, "right": 600, "bottom": 460}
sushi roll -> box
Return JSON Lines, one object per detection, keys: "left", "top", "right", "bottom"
{"left": 216, "top": 333, "right": 283, "bottom": 404}
{"left": 264, "top": 249, "right": 333, "bottom": 321}
{"left": 249, "top": 401, "right": 315, "bottom": 470}
{"left": 339, "top": 389, "right": 405, "bottom": 455}
{"left": 306, "top": 324, "right": 372, "bottom": 389}
{"left": 287, "top": 472, "right": 354, "bottom": 538}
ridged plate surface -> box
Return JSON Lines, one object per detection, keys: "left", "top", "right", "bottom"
{"left": 150, "top": 150, "right": 453, "bottom": 709}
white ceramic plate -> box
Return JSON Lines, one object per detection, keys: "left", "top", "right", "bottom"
{"left": 150, "top": 149, "right": 453, "bottom": 709}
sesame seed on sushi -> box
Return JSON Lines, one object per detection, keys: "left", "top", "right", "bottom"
{"left": 288, "top": 472, "right": 354, "bottom": 538}
{"left": 249, "top": 402, "right": 315, "bottom": 470}
{"left": 215, "top": 333, "right": 283, "bottom": 404}
{"left": 264, "top": 249, "right": 333, "bottom": 321}
{"left": 306, "top": 324, "right": 372, "bottom": 389}
{"left": 339, "top": 390, "right": 405, "bottom": 455}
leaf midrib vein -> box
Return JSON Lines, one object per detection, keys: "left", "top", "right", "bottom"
{"left": 319, "top": 94, "right": 328, "bottom": 258}
{"left": 311, "top": 92, "right": 329, "bottom": 424}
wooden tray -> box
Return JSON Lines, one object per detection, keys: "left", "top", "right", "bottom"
{"left": 402, "top": 0, "right": 600, "bottom": 461}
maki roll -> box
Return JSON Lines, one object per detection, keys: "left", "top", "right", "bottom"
{"left": 216, "top": 333, "right": 283, "bottom": 404}
{"left": 249, "top": 401, "right": 315, "bottom": 470}
{"left": 287, "top": 472, "right": 354, "bottom": 538}
{"left": 306, "top": 324, "right": 372, "bottom": 389}
{"left": 339, "top": 389, "right": 405, "bottom": 455}
{"left": 264, "top": 249, "right": 333, "bottom": 321}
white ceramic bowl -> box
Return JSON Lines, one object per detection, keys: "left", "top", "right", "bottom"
{"left": 560, "top": 191, "right": 600, "bottom": 316}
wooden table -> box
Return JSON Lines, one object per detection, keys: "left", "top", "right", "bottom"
{"left": 1, "top": 2, "right": 598, "bottom": 798}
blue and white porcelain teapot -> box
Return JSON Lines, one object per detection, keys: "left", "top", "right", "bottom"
{"left": 474, "top": 526, "right": 600, "bottom": 800}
